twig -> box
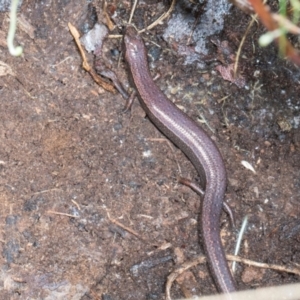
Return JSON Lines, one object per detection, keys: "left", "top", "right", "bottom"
{"left": 107, "top": 212, "right": 142, "bottom": 240}
{"left": 32, "top": 188, "right": 62, "bottom": 195}
{"left": 176, "top": 283, "right": 300, "bottom": 300}
{"left": 71, "top": 199, "right": 81, "bottom": 211}
{"left": 68, "top": 22, "right": 116, "bottom": 94}
{"left": 128, "top": 0, "right": 139, "bottom": 24}
{"left": 47, "top": 211, "right": 79, "bottom": 218}
{"left": 103, "top": 0, "right": 115, "bottom": 31}
{"left": 166, "top": 255, "right": 206, "bottom": 300}
{"left": 166, "top": 254, "right": 300, "bottom": 300}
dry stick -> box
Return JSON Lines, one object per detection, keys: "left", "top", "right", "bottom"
{"left": 179, "top": 283, "right": 300, "bottom": 300}
{"left": 106, "top": 212, "right": 142, "bottom": 240}
{"left": 103, "top": 0, "right": 115, "bottom": 31}
{"left": 68, "top": 22, "right": 116, "bottom": 93}
{"left": 47, "top": 211, "right": 79, "bottom": 218}
{"left": 71, "top": 199, "right": 81, "bottom": 211}
{"left": 166, "top": 256, "right": 206, "bottom": 300}
{"left": 165, "top": 254, "right": 300, "bottom": 300}
{"left": 128, "top": 0, "right": 139, "bottom": 24}
{"left": 227, "top": 254, "right": 300, "bottom": 275}
{"left": 32, "top": 188, "right": 62, "bottom": 195}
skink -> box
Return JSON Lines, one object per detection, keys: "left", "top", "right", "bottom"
{"left": 123, "top": 26, "right": 236, "bottom": 293}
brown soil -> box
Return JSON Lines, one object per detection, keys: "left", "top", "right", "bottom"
{"left": 0, "top": 1, "right": 299, "bottom": 299}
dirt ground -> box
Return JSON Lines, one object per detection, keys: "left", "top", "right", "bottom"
{"left": 0, "top": 0, "right": 300, "bottom": 299}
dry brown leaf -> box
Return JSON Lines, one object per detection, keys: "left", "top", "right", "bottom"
{"left": 216, "top": 63, "right": 246, "bottom": 88}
